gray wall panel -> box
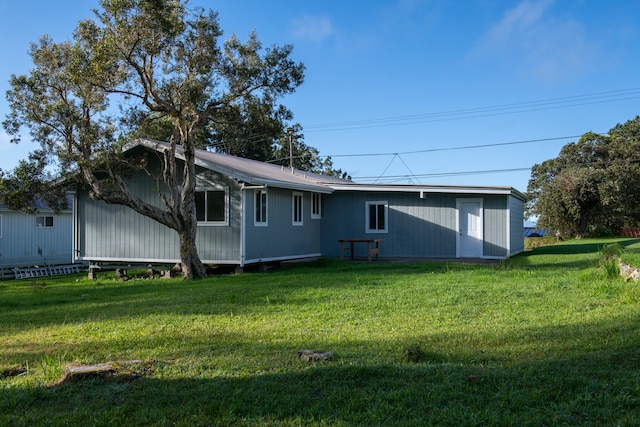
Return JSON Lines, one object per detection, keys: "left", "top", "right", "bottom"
{"left": 0, "top": 210, "right": 73, "bottom": 268}
{"left": 78, "top": 165, "right": 242, "bottom": 264}
{"left": 244, "top": 187, "right": 322, "bottom": 262}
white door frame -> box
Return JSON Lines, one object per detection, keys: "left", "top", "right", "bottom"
{"left": 456, "top": 198, "right": 484, "bottom": 258}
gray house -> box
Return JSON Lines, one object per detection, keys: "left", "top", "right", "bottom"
{"left": 74, "top": 139, "right": 525, "bottom": 268}
{"left": 0, "top": 195, "right": 75, "bottom": 271}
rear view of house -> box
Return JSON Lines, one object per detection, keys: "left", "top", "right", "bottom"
{"left": 73, "top": 139, "right": 525, "bottom": 269}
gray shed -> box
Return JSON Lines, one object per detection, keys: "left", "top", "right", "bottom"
{"left": 0, "top": 195, "right": 75, "bottom": 270}
{"left": 74, "top": 139, "right": 525, "bottom": 267}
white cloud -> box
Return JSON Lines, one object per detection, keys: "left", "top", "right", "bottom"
{"left": 471, "top": 0, "right": 599, "bottom": 83}
{"left": 289, "top": 14, "right": 334, "bottom": 43}
{"left": 482, "top": 0, "right": 554, "bottom": 48}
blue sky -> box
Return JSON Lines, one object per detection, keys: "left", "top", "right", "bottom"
{"left": 1, "top": 0, "right": 639, "bottom": 193}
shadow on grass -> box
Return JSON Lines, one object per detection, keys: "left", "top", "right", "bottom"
{"left": 2, "top": 351, "right": 639, "bottom": 426}
{"left": 2, "top": 315, "right": 639, "bottom": 426}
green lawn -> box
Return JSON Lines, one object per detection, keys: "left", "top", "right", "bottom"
{"left": 1, "top": 238, "right": 640, "bottom": 426}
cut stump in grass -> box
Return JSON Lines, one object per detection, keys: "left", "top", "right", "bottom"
{"left": 298, "top": 350, "right": 333, "bottom": 362}
{"left": 55, "top": 359, "right": 152, "bottom": 385}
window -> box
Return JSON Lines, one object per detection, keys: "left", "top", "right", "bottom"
{"left": 36, "top": 215, "right": 54, "bottom": 228}
{"left": 311, "top": 193, "right": 321, "bottom": 219}
{"left": 292, "top": 192, "right": 303, "bottom": 226}
{"left": 195, "top": 190, "right": 227, "bottom": 224}
{"left": 255, "top": 189, "right": 268, "bottom": 226}
{"left": 365, "top": 201, "right": 388, "bottom": 233}
{"left": 0, "top": 215, "right": 2, "bottom": 238}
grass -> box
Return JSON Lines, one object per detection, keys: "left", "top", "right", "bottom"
{"left": 1, "top": 238, "right": 640, "bottom": 426}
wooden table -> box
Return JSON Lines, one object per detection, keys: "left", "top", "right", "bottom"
{"left": 338, "top": 239, "right": 382, "bottom": 262}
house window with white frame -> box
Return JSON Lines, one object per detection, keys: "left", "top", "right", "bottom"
{"left": 292, "top": 192, "right": 303, "bottom": 226}
{"left": 195, "top": 189, "right": 228, "bottom": 224}
{"left": 36, "top": 215, "right": 54, "bottom": 228}
{"left": 311, "top": 192, "right": 321, "bottom": 219}
{"left": 365, "top": 201, "right": 388, "bottom": 233}
{"left": 255, "top": 189, "right": 268, "bottom": 226}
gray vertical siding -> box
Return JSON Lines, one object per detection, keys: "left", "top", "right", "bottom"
{"left": 0, "top": 210, "right": 73, "bottom": 268}
{"left": 243, "top": 187, "right": 322, "bottom": 263}
{"left": 78, "top": 166, "right": 242, "bottom": 264}
{"left": 509, "top": 195, "right": 525, "bottom": 256}
{"left": 322, "top": 191, "right": 516, "bottom": 259}
{"left": 483, "top": 195, "right": 508, "bottom": 258}
{"left": 321, "top": 191, "right": 460, "bottom": 258}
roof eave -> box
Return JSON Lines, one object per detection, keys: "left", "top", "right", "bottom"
{"left": 328, "top": 183, "right": 525, "bottom": 199}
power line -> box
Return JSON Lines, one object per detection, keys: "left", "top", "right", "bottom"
{"left": 326, "top": 134, "right": 583, "bottom": 158}
{"left": 304, "top": 88, "right": 640, "bottom": 133}
{"left": 354, "top": 167, "right": 533, "bottom": 182}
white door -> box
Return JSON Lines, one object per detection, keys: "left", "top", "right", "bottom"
{"left": 457, "top": 199, "right": 483, "bottom": 258}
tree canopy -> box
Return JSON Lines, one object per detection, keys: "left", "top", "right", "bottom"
{"left": 526, "top": 116, "right": 640, "bottom": 238}
{"left": 2, "top": 0, "right": 306, "bottom": 278}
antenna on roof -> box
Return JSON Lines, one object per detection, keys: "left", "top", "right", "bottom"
{"left": 287, "top": 127, "right": 294, "bottom": 172}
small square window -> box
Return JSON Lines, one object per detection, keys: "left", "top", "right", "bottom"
{"left": 195, "top": 190, "right": 227, "bottom": 224}
{"left": 36, "top": 216, "right": 54, "bottom": 228}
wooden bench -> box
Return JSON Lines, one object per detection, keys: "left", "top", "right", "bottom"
{"left": 338, "top": 239, "right": 382, "bottom": 262}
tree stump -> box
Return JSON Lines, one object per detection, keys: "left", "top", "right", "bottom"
{"left": 55, "top": 360, "right": 148, "bottom": 385}
{"left": 298, "top": 350, "right": 333, "bottom": 362}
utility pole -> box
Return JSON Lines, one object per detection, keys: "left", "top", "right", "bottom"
{"left": 287, "top": 127, "right": 294, "bottom": 170}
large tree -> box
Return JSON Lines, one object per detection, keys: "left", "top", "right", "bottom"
{"left": 527, "top": 117, "right": 640, "bottom": 238}
{"left": 2, "top": 0, "right": 304, "bottom": 279}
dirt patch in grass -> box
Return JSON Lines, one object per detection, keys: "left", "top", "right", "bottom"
{"left": 0, "top": 365, "right": 27, "bottom": 379}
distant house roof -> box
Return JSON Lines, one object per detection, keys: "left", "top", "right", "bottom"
{"left": 123, "top": 139, "right": 525, "bottom": 199}
{"left": 524, "top": 227, "right": 549, "bottom": 237}
{"left": 0, "top": 193, "right": 74, "bottom": 213}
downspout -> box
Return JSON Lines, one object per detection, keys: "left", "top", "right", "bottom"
{"left": 240, "top": 187, "right": 246, "bottom": 267}
{"left": 72, "top": 191, "right": 78, "bottom": 264}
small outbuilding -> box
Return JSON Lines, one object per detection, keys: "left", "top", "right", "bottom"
{"left": 0, "top": 195, "right": 75, "bottom": 273}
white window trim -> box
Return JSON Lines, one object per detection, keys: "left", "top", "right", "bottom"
{"left": 311, "top": 192, "right": 322, "bottom": 219}
{"left": 254, "top": 189, "right": 268, "bottom": 227}
{"left": 35, "top": 215, "right": 54, "bottom": 228}
{"left": 365, "top": 201, "right": 388, "bottom": 234}
{"left": 196, "top": 187, "right": 229, "bottom": 227}
{"left": 292, "top": 192, "right": 303, "bottom": 226}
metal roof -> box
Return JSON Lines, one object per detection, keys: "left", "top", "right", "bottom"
{"left": 125, "top": 139, "right": 347, "bottom": 193}
{"left": 124, "top": 139, "right": 525, "bottom": 199}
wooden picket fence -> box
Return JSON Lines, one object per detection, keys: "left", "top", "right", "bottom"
{"left": 621, "top": 227, "right": 640, "bottom": 238}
